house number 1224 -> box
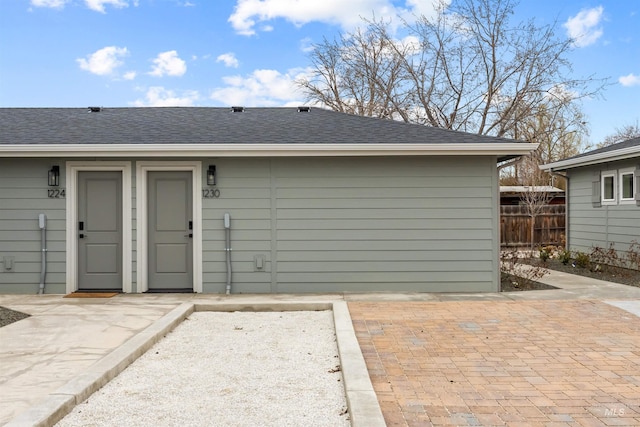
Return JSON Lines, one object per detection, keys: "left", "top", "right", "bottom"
{"left": 47, "top": 189, "right": 66, "bottom": 198}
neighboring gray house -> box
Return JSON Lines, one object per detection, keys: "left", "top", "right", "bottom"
{"left": 0, "top": 107, "right": 534, "bottom": 294}
{"left": 541, "top": 137, "right": 640, "bottom": 256}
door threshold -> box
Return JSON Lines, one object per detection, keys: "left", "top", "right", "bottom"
{"left": 76, "top": 289, "right": 122, "bottom": 293}
{"left": 65, "top": 291, "right": 119, "bottom": 298}
{"left": 145, "top": 288, "right": 195, "bottom": 294}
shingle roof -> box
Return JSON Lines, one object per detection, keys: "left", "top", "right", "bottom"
{"left": 541, "top": 136, "right": 640, "bottom": 171}
{"left": 0, "top": 106, "right": 522, "bottom": 146}
{"left": 560, "top": 137, "right": 640, "bottom": 162}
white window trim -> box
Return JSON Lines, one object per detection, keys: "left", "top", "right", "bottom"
{"left": 619, "top": 167, "right": 635, "bottom": 204}
{"left": 601, "top": 170, "right": 617, "bottom": 205}
{"left": 65, "top": 162, "right": 133, "bottom": 294}
{"left": 136, "top": 161, "right": 203, "bottom": 293}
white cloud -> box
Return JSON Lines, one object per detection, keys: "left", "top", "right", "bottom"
{"left": 299, "top": 37, "right": 314, "bottom": 53}
{"left": 399, "top": 35, "right": 421, "bottom": 54}
{"left": 210, "top": 68, "right": 310, "bottom": 106}
{"left": 30, "top": 0, "right": 69, "bottom": 8}
{"left": 619, "top": 73, "right": 640, "bottom": 87}
{"left": 228, "top": 0, "right": 442, "bottom": 36}
{"left": 546, "top": 84, "right": 578, "bottom": 103}
{"left": 149, "top": 51, "right": 187, "bottom": 77}
{"left": 132, "top": 86, "right": 199, "bottom": 106}
{"left": 31, "top": 0, "right": 131, "bottom": 12}
{"left": 77, "top": 46, "right": 128, "bottom": 76}
{"left": 123, "top": 71, "right": 136, "bottom": 80}
{"left": 216, "top": 53, "right": 239, "bottom": 68}
{"left": 84, "top": 0, "right": 128, "bottom": 13}
{"left": 564, "top": 6, "right": 604, "bottom": 48}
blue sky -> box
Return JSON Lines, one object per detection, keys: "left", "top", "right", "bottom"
{"left": 0, "top": 0, "right": 638, "bottom": 145}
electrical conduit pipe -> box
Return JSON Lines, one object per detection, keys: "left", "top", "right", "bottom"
{"left": 224, "top": 213, "right": 232, "bottom": 294}
{"left": 38, "top": 214, "right": 47, "bottom": 294}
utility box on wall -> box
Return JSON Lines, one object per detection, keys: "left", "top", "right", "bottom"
{"left": 254, "top": 255, "right": 266, "bottom": 271}
{"left": 3, "top": 256, "right": 15, "bottom": 272}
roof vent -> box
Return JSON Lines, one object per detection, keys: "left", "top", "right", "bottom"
{"left": 231, "top": 106, "right": 245, "bottom": 113}
{"left": 88, "top": 106, "right": 102, "bottom": 113}
{"left": 297, "top": 106, "right": 310, "bottom": 113}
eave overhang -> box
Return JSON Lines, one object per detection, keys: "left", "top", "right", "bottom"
{"left": 540, "top": 145, "right": 640, "bottom": 172}
{"left": 0, "top": 143, "right": 537, "bottom": 158}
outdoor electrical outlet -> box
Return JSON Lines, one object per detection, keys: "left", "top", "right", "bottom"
{"left": 254, "top": 255, "right": 265, "bottom": 271}
{"left": 3, "top": 256, "right": 15, "bottom": 272}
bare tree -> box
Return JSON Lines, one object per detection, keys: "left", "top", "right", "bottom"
{"left": 500, "top": 103, "right": 587, "bottom": 188}
{"left": 517, "top": 104, "right": 587, "bottom": 163}
{"left": 518, "top": 151, "right": 554, "bottom": 252}
{"left": 299, "top": 0, "right": 606, "bottom": 141}
{"left": 598, "top": 120, "right": 640, "bottom": 148}
{"left": 298, "top": 27, "right": 413, "bottom": 120}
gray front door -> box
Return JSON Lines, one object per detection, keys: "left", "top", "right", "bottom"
{"left": 78, "top": 171, "right": 123, "bottom": 291}
{"left": 148, "top": 171, "right": 193, "bottom": 291}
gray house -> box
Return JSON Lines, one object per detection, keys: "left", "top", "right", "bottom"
{"left": 541, "top": 137, "right": 640, "bottom": 256}
{"left": 0, "top": 107, "right": 534, "bottom": 294}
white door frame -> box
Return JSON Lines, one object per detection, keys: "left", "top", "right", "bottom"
{"left": 65, "top": 162, "right": 133, "bottom": 294}
{"left": 136, "top": 161, "right": 203, "bottom": 293}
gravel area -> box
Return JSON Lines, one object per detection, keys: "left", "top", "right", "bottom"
{"left": 56, "top": 311, "right": 349, "bottom": 427}
{"left": 0, "top": 306, "right": 30, "bottom": 328}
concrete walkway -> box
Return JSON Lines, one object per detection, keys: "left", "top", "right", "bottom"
{"left": 0, "top": 270, "right": 639, "bottom": 426}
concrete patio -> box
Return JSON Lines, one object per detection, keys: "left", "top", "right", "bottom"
{"left": 1, "top": 269, "right": 639, "bottom": 426}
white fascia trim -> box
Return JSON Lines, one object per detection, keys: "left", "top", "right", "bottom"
{"left": 540, "top": 145, "right": 640, "bottom": 171}
{"left": 0, "top": 143, "right": 536, "bottom": 157}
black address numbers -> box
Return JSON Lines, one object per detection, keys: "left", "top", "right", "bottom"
{"left": 47, "top": 189, "right": 66, "bottom": 198}
{"left": 202, "top": 188, "right": 221, "bottom": 198}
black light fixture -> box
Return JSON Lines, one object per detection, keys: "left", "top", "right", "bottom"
{"left": 207, "top": 165, "right": 216, "bottom": 186}
{"left": 48, "top": 166, "right": 60, "bottom": 187}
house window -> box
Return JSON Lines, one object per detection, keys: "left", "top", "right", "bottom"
{"left": 601, "top": 171, "right": 616, "bottom": 205}
{"left": 619, "top": 168, "right": 635, "bottom": 203}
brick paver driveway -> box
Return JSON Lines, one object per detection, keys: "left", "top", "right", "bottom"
{"left": 349, "top": 300, "right": 640, "bottom": 426}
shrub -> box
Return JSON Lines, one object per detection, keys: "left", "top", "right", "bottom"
{"left": 500, "top": 249, "right": 549, "bottom": 288}
{"left": 590, "top": 243, "right": 623, "bottom": 273}
{"left": 539, "top": 246, "right": 552, "bottom": 263}
{"left": 573, "top": 251, "right": 590, "bottom": 269}
{"left": 557, "top": 248, "right": 572, "bottom": 265}
{"left": 626, "top": 240, "right": 640, "bottom": 271}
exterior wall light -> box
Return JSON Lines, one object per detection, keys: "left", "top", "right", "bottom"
{"left": 48, "top": 166, "right": 60, "bottom": 187}
{"left": 207, "top": 165, "right": 216, "bottom": 186}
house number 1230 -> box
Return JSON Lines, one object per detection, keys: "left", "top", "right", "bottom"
{"left": 202, "top": 189, "right": 221, "bottom": 198}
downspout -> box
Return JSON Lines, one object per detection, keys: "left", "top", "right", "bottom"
{"left": 224, "top": 213, "right": 232, "bottom": 294}
{"left": 38, "top": 214, "right": 47, "bottom": 294}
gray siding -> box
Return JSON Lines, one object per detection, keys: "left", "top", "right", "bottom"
{"left": 568, "top": 159, "right": 640, "bottom": 257}
{"left": 202, "top": 156, "right": 499, "bottom": 293}
{"left": 202, "top": 158, "right": 273, "bottom": 293}
{"left": 0, "top": 156, "right": 500, "bottom": 294}
{"left": 0, "top": 159, "right": 66, "bottom": 293}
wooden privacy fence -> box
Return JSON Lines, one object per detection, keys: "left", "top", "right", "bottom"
{"left": 500, "top": 205, "right": 566, "bottom": 248}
